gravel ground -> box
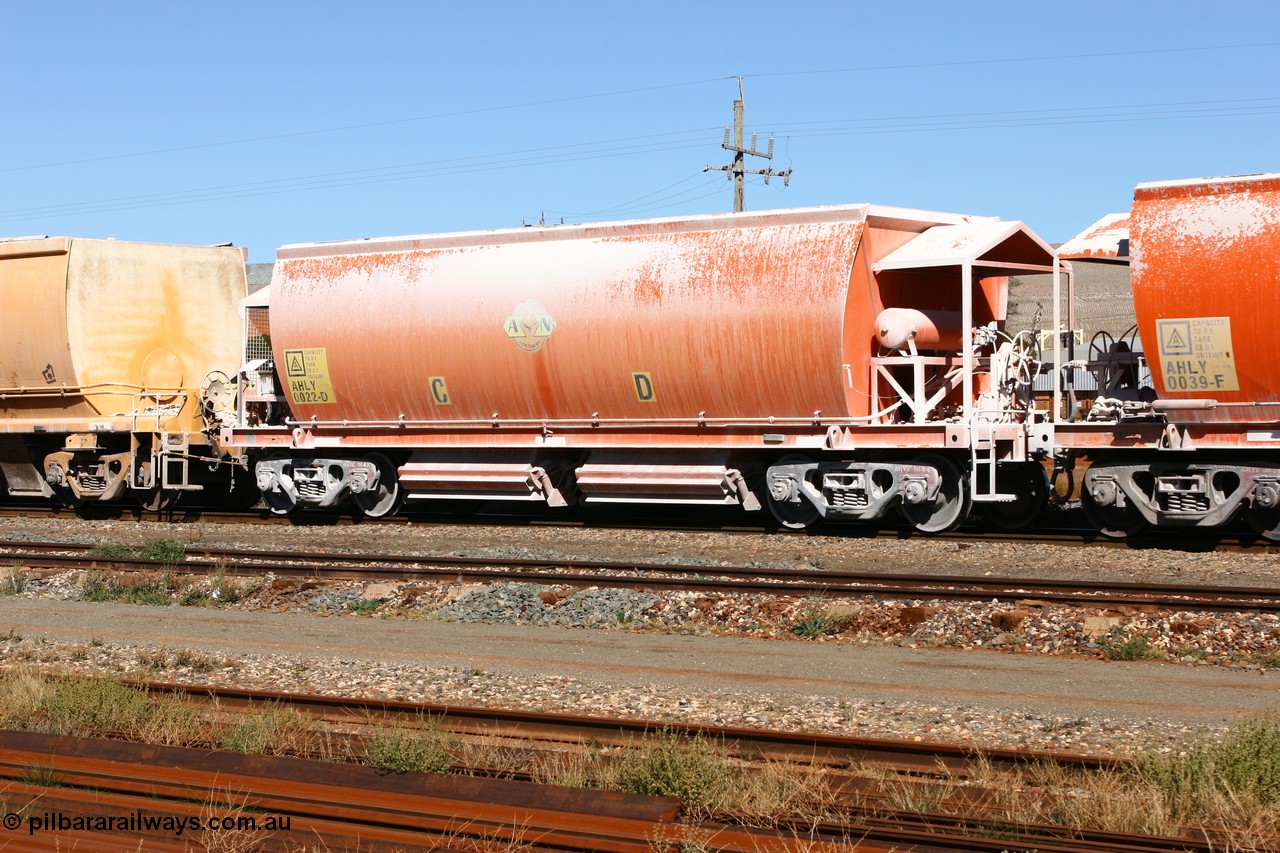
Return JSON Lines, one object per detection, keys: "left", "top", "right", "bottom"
{"left": 2, "top": 514, "right": 1280, "bottom": 757}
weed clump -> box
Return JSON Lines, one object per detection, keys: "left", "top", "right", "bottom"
{"left": 1101, "top": 629, "right": 1163, "bottom": 661}
{"left": 86, "top": 541, "right": 138, "bottom": 559}
{"left": 790, "top": 599, "right": 856, "bottom": 639}
{"left": 0, "top": 570, "right": 25, "bottom": 596}
{"left": 363, "top": 716, "right": 457, "bottom": 773}
{"left": 792, "top": 614, "right": 846, "bottom": 639}
{"left": 86, "top": 538, "right": 186, "bottom": 562}
{"left": 79, "top": 571, "right": 172, "bottom": 606}
{"left": 618, "top": 731, "right": 735, "bottom": 816}
{"left": 347, "top": 598, "right": 382, "bottom": 615}
{"left": 139, "top": 538, "right": 187, "bottom": 562}
{"left": 1138, "top": 711, "right": 1280, "bottom": 810}
{"left": 179, "top": 585, "right": 213, "bottom": 606}
{"left": 36, "top": 677, "right": 150, "bottom": 737}
{"left": 216, "top": 701, "right": 328, "bottom": 757}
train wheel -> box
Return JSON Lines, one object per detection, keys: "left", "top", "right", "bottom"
{"left": 1080, "top": 489, "right": 1149, "bottom": 539}
{"left": 352, "top": 453, "right": 403, "bottom": 518}
{"left": 765, "top": 455, "right": 822, "bottom": 530}
{"left": 261, "top": 454, "right": 299, "bottom": 515}
{"left": 983, "top": 463, "right": 1049, "bottom": 529}
{"left": 262, "top": 487, "right": 298, "bottom": 515}
{"left": 135, "top": 487, "right": 181, "bottom": 512}
{"left": 900, "top": 455, "right": 970, "bottom": 534}
{"left": 225, "top": 467, "right": 264, "bottom": 510}
{"left": 1246, "top": 506, "right": 1280, "bottom": 542}
{"left": 767, "top": 494, "right": 822, "bottom": 530}
{"left": 52, "top": 486, "right": 85, "bottom": 511}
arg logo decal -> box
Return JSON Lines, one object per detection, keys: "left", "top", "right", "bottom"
{"left": 503, "top": 299, "right": 557, "bottom": 352}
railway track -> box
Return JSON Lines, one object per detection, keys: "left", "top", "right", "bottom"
{"left": 131, "top": 679, "right": 1116, "bottom": 777}
{"left": 0, "top": 690, "right": 1237, "bottom": 853}
{"left": 2, "top": 499, "right": 1273, "bottom": 552}
{"left": 3, "top": 539, "right": 1279, "bottom": 612}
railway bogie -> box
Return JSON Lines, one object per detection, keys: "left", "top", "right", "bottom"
{"left": 1081, "top": 456, "right": 1280, "bottom": 540}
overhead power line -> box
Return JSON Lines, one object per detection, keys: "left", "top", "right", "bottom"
{"left": 762, "top": 102, "right": 1280, "bottom": 139}
{"left": 0, "top": 77, "right": 733, "bottom": 175}
{"left": 757, "top": 95, "right": 1280, "bottom": 131}
{"left": 5, "top": 40, "right": 1275, "bottom": 175}
{"left": 0, "top": 137, "right": 717, "bottom": 223}
{"left": 741, "top": 41, "right": 1280, "bottom": 80}
{"left": 4, "top": 93, "right": 1277, "bottom": 224}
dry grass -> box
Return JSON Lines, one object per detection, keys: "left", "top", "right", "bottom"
{"left": 421, "top": 818, "right": 536, "bottom": 853}
{"left": 646, "top": 822, "right": 718, "bottom": 853}
{"left": 80, "top": 570, "right": 175, "bottom": 605}
{"left": 362, "top": 715, "right": 457, "bottom": 774}
{"left": 199, "top": 787, "right": 271, "bottom": 853}
{"left": 458, "top": 738, "right": 533, "bottom": 776}
{"left": 725, "top": 761, "right": 844, "bottom": 828}
{"left": 0, "top": 666, "right": 49, "bottom": 726}
{"left": 138, "top": 646, "right": 222, "bottom": 672}
{"left": 0, "top": 568, "right": 26, "bottom": 596}
{"left": 528, "top": 747, "right": 620, "bottom": 790}
{"left": 139, "top": 690, "right": 208, "bottom": 747}
{"left": 6, "top": 669, "right": 1280, "bottom": 849}
{"left": 76, "top": 543, "right": 259, "bottom": 609}
{"left": 215, "top": 700, "right": 333, "bottom": 759}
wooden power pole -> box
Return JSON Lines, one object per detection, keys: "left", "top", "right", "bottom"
{"left": 705, "top": 77, "right": 791, "bottom": 212}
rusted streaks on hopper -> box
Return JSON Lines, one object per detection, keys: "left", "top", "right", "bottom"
{"left": 1131, "top": 172, "right": 1280, "bottom": 416}
{"left": 269, "top": 216, "right": 867, "bottom": 426}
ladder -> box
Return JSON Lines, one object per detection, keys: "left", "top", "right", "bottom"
{"left": 970, "top": 423, "right": 1016, "bottom": 503}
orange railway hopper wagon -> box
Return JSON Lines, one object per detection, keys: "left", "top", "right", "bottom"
{"left": 1059, "top": 173, "right": 1280, "bottom": 539}
{"left": 223, "top": 205, "right": 1058, "bottom": 531}
{"left": 0, "top": 237, "right": 247, "bottom": 509}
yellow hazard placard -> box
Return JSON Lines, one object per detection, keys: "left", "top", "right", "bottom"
{"left": 1155, "top": 317, "right": 1239, "bottom": 393}
{"left": 283, "top": 347, "right": 338, "bottom": 405}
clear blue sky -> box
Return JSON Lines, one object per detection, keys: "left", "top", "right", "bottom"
{"left": 3, "top": 1, "right": 1277, "bottom": 261}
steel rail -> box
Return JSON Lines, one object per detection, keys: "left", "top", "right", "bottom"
{"left": 0, "top": 730, "right": 681, "bottom": 853}
{"left": 4, "top": 539, "right": 1280, "bottom": 611}
{"left": 131, "top": 680, "right": 1115, "bottom": 776}
{"left": 116, "top": 681, "right": 1176, "bottom": 848}
{"left": 0, "top": 730, "right": 1221, "bottom": 853}
{"left": 0, "top": 730, "right": 969, "bottom": 853}
{"left": 1, "top": 499, "right": 1272, "bottom": 553}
